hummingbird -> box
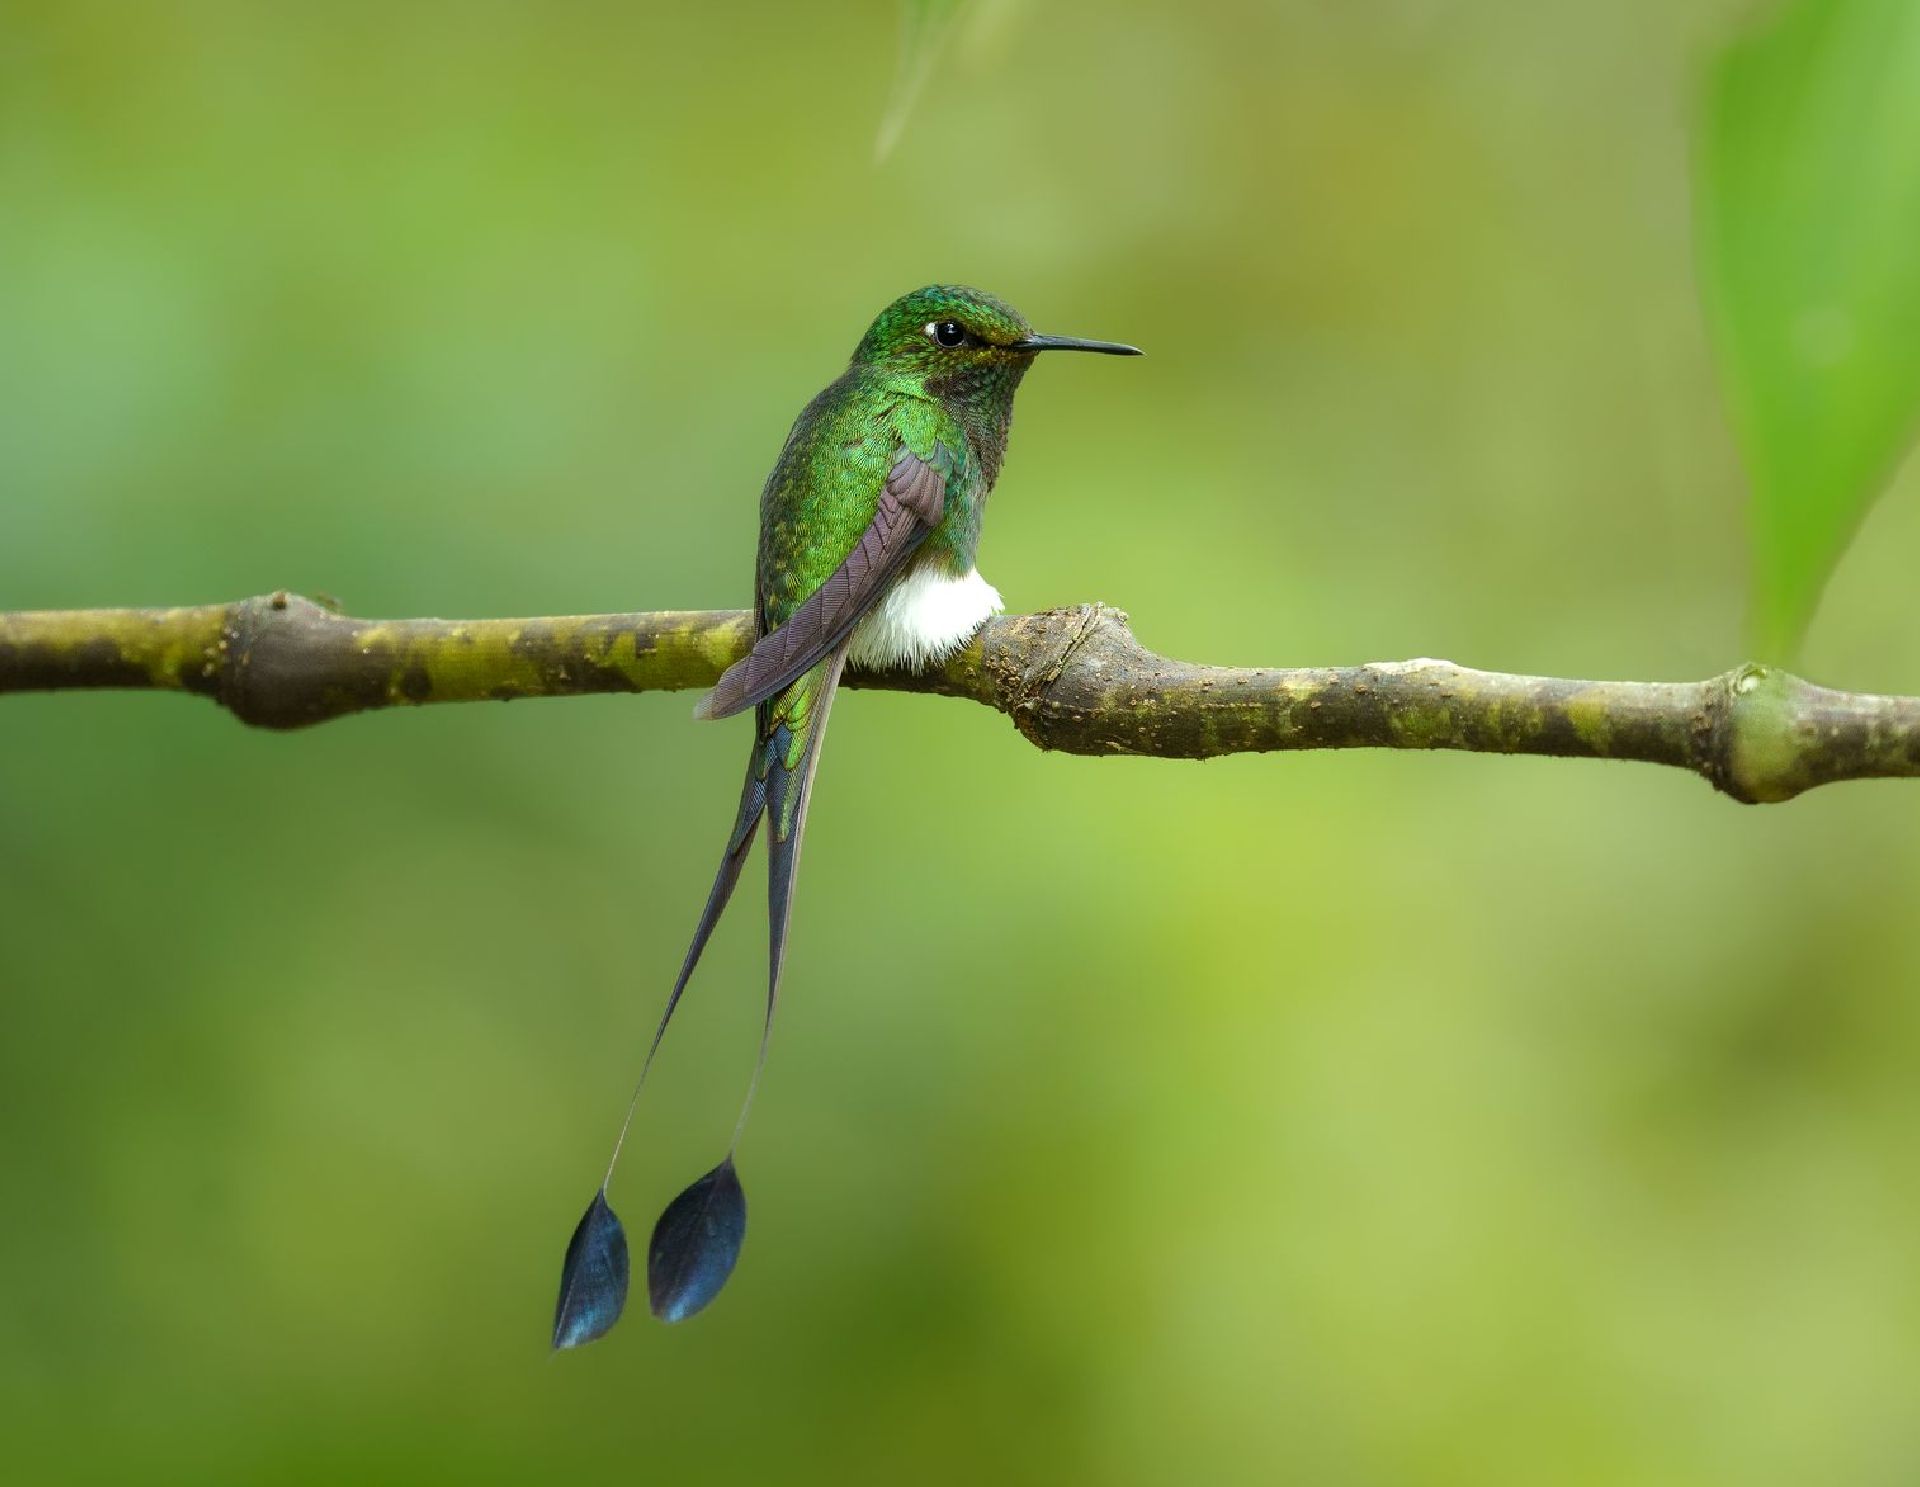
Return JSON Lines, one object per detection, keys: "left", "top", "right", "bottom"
{"left": 552, "top": 285, "right": 1141, "bottom": 1347}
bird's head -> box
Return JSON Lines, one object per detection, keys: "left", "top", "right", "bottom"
{"left": 850, "top": 285, "right": 1141, "bottom": 380}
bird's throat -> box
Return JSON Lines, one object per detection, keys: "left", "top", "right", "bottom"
{"left": 927, "top": 361, "right": 1027, "bottom": 488}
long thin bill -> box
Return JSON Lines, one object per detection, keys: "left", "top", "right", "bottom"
{"left": 1012, "top": 333, "right": 1143, "bottom": 356}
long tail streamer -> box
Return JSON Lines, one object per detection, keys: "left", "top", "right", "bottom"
{"left": 552, "top": 640, "right": 852, "bottom": 1347}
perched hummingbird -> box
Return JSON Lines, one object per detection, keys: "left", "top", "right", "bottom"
{"left": 553, "top": 286, "right": 1140, "bottom": 1347}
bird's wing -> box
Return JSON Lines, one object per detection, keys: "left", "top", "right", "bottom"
{"left": 694, "top": 447, "right": 947, "bottom": 721}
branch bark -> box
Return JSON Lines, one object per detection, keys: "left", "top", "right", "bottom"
{"left": 5, "top": 592, "right": 1920, "bottom": 804}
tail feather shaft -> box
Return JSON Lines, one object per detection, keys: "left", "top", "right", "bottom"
{"left": 732, "top": 640, "right": 852, "bottom": 1147}
{"left": 602, "top": 639, "right": 853, "bottom": 1185}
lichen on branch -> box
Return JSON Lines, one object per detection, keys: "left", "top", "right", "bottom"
{"left": 4, "top": 592, "right": 1919, "bottom": 804}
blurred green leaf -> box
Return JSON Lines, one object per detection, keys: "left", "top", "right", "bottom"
{"left": 1698, "top": 0, "right": 1920, "bottom": 661}
{"left": 875, "top": 1, "right": 970, "bottom": 163}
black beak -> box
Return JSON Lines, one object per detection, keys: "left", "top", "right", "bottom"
{"left": 1011, "top": 334, "right": 1143, "bottom": 356}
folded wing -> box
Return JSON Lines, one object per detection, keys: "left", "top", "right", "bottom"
{"left": 694, "top": 448, "right": 948, "bottom": 721}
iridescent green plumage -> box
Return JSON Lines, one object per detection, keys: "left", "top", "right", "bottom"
{"left": 555, "top": 286, "right": 1138, "bottom": 1342}
{"left": 760, "top": 285, "right": 1035, "bottom": 613}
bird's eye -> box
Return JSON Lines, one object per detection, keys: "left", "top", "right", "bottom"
{"left": 927, "top": 320, "right": 968, "bottom": 349}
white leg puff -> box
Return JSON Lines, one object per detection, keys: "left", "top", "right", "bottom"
{"left": 848, "top": 567, "right": 1004, "bottom": 671}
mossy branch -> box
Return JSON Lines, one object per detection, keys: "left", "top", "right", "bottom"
{"left": 5, "top": 592, "right": 1920, "bottom": 804}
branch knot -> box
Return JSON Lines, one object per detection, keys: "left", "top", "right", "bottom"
{"left": 981, "top": 603, "right": 1134, "bottom": 750}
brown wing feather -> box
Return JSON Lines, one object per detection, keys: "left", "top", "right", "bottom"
{"left": 694, "top": 450, "right": 947, "bottom": 721}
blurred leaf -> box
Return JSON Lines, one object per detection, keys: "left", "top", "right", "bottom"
{"left": 875, "top": 1, "right": 971, "bottom": 162}
{"left": 1698, "top": 0, "right": 1920, "bottom": 660}
{"left": 647, "top": 1158, "right": 747, "bottom": 1323}
{"left": 552, "top": 1189, "right": 630, "bottom": 1350}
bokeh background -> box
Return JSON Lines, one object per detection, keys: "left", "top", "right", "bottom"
{"left": 6, "top": 2, "right": 1920, "bottom": 1483}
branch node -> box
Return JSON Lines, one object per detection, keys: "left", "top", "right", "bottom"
{"left": 1709, "top": 663, "right": 1808, "bottom": 804}
{"left": 221, "top": 594, "right": 359, "bottom": 730}
{"left": 990, "top": 603, "right": 1135, "bottom": 751}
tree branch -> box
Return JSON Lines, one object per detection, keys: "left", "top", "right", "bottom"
{"left": 5, "top": 592, "right": 1919, "bottom": 804}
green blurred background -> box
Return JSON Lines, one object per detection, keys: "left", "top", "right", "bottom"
{"left": 6, "top": 2, "right": 1920, "bottom": 1483}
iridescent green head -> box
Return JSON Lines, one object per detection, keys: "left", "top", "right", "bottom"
{"left": 848, "top": 285, "right": 1140, "bottom": 485}
{"left": 851, "top": 285, "right": 1141, "bottom": 375}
